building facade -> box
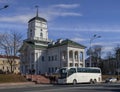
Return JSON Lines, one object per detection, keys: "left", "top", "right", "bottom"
{"left": 19, "top": 12, "right": 86, "bottom": 75}
{"left": 0, "top": 55, "right": 20, "bottom": 74}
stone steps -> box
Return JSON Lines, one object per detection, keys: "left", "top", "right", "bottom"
{"left": 25, "top": 75, "right": 50, "bottom": 84}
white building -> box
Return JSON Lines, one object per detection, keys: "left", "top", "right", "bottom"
{"left": 19, "top": 10, "right": 86, "bottom": 75}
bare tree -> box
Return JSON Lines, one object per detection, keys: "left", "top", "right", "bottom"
{"left": 114, "top": 45, "right": 120, "bottom": 75}
{"left": 0, "top": 31, "right": 23, "bottom": 73}
{"left": 104, "top": 51, "right": 116, "bottom": 74}
{"left": 86, "top": 45, "right": 103, "bottom": 67}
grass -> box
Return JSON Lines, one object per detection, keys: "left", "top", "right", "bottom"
{"left": 0, "top": 74, "right": 28, "bottom": 83}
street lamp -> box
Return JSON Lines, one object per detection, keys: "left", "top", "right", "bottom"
{"left": 0, "top": 5, "right": 9, "bottom": 10}
{"left": 89, "top": 34, "right": 101, "bottom": 67}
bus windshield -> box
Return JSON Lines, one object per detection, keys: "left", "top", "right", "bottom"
{"left": 59, "top": 68, "right": 67, "bottom": 79}
{"left": 68, "top": 68, "right": 76, "bottom": 76}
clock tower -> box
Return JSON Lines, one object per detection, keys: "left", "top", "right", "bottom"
{"left": 27, "top": 6, "right": 48, "bottom": 42}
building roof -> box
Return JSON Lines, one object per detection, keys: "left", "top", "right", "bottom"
{"left": 0, "top": 55, "right": 20, "bottom": 59}
{"left": 48, "top": 39, "right": 86, "bottom": 49}
{"left": 25, "top": 39, "right": 47, "bottom": 49}
{"left": 19, "top": 39, "right": 86, "bottom": 52}
{"left": 28, "top": 16, "right": 47, "bottom": 23}
{"left": 27, "top": 42, "right": 47, "bottom": 49}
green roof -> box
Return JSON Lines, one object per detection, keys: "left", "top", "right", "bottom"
{"left": 25, "top": 40, "right": 47, "bottom": 49}
{"left": 19, "top": 39, "right": 86, "bottom": 51}
{"left": 48, "top": 39, "right": 86, "bottom": 49}
{"left": 28, "top": 16, "right": 47, "bottom": 23}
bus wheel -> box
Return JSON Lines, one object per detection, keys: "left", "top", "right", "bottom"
{"left": 93, "top": 79, "right": 97, "bottom": 84}
{"left": 73, "top": 79, "right": 77, "bottom": 85}
{"left": 90, "top": 79, "right": 93, "bottom": 84}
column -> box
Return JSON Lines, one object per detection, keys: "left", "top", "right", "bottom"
{"left": 83, "top": 51, "right": 85, "bottom": 67}
{"left": 29, "top": 52, "right": 32, "bottom": 73}
{"left": 73, "top": 50, "right": 75, "bottom": 67}
{"left": 34, "top": 53, "right": 37, "bottom": 75}
{"left": 67, "top": 48, "right": 69, "bottom": 67}
{"left": 36, "top": 53, "right": 39, "bottom": 74}
{"left": 78, "top": 51, "right": 80, "bottom": 67}
{"left": 37, "top": 53, "right": 40, "bottom": 74}
{"left": 80, "top": 51, "right": 84, "bottom": 67}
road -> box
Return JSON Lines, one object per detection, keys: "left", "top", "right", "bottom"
{"left": 0, "top": 83, "right": 120, "bottom": 92}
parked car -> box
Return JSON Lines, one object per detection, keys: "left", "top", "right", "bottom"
{"left": 105, "top": 78, "right": 117, "bottom": 83}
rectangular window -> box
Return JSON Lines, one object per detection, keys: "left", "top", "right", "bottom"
{"left": 48, "top": 67, "right": 51, "bottom": 73}
{"left": 55, "top": 55, "right": 57, "bottom": 61}
{"left": 48, "top": 56, "right": 51, "bottom": 61}
{"left": 42, "top": 56, "right": 44, "bottom": 61}
{"left": 52, "top": 67, "right": 54, "bottom": 73}
{"left": 52, "top": 56, "right": 54, "bottom": 61}
{"left": 55, "top": 67, "right": 57, "bottom": 72}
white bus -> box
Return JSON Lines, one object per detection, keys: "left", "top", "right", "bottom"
{"left": 57, "top": 67, "right": 102, "bottom": 84}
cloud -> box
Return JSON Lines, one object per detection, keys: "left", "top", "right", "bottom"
{"left": 50, "top": 4, "right": 81, "bottom": 17}
{"left": 49, "top": 24, "right": 120, "bottom": 33}
{"left": 92, "top": 41, "right": 120, "bottom": 47}
{"left": 0, "top": 0, "right": 9, "bottom": 3}
{"left": 0, "top": 3, "right": 82, "bottom": 24}
{"left": 51, "top": 4, "right": 80, "bottom": 9}
{"left": 39, "top": 6, "right": 82, "bottom": 20}
{"left": 0, "top": 0, "right": 16, "bottom": 4}
{"left": 0, "top": 14, "right": 33, "bottom": 24}
{"left": 71, "top": 37, "right": 86, "bottom": 42}
{"left": 49, "top": 12, "right": 82, "bottom": 17}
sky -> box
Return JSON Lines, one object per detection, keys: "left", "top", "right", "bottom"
{"left": 0, "top": 0, "right": 120, "bottom": 58}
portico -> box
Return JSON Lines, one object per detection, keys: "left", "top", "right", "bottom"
{"left": 68, "top": 50, "right": 84, "bottom": 67}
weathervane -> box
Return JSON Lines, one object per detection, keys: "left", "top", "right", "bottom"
{"left": 35, "top": 5, "right": 39, "bottom": 17}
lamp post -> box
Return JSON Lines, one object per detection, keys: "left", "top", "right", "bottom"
{"left": 0, "top": 5, "right": 9, "bottom": 10}
{"left": 89, "top": 34, "right": 101, "bottom": 67}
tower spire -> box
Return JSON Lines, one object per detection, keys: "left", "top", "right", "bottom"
{"left": 35, "top": 5, "right": 39, "bottom": 17}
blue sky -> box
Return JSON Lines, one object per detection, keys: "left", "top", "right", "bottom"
{"left": 0, "top": 0, "right": 120, "bottom": 58}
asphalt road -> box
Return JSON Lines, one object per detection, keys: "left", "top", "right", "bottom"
{"left": 0, "top": 83, "right": 120, "bottom": 92}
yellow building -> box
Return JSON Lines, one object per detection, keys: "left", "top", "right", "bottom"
{"left": 0, "top": 55, "right": 20, "bottom": 74}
